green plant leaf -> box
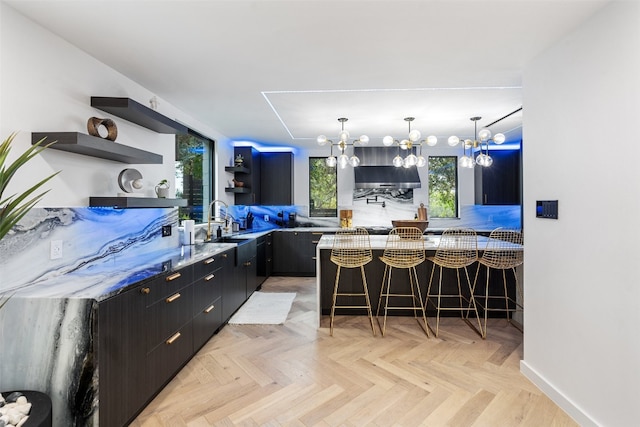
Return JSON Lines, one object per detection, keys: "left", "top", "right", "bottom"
{"left": 0, "top": 132, "right": 59, "bottom": 241}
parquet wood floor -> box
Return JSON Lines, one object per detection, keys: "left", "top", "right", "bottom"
{"left": 131, "top": 276, "right": 577, "bottom": 426}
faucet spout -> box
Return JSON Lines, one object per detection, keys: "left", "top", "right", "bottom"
{"left": 207, "top": 199, "right": 229, "bottom": 241}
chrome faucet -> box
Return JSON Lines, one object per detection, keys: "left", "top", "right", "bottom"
{"left": 207, "top": 199, "right": 229, "bottom": 241}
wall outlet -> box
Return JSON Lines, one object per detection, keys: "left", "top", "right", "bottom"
{"left": 50, "top": 240, "right": 63, "bottom": 260}
{"left": 162, "top": 225, "right": 172, "bottom": 237}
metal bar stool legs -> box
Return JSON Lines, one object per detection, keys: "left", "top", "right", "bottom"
{"left": 470, "top": 228, "right": 524, "bottom": 338}
{"left": 376, "top": 227, "right": 429, "bottom": 337}
{"left": 427, "top": 262, "right": 482, "bottom": 338}
{"left": 425, "top": 228, "right": 483, "bottom": 338}
{"left": 329, "top": 228, "right": 376, "bottom": 336}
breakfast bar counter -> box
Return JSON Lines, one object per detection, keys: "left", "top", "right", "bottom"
{"left": 315, "top": 233, "right": 521, "bottom": 326}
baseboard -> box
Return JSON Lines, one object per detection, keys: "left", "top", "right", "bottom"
{"left": 520, "top": 360, "right": 598, "bottom": 426}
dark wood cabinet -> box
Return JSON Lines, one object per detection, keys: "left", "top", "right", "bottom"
{"left": 260, "top": 152, "right": 293, "bottom": 205}
{"left": 192, "top": 251, "right": 231, "bottom": 351}
{"left": 96, "top": 248, "right": 239, "bottom": 426}
{"left": 97, "top": 282, "right": 149, "bottom": 427}
{"left": 235, "top": 239, "right": 259, "bottom": 302}
{"left": 257, "top": 232, "right": 273, "bottom": 285}
{"left": 223, "top": 250, "right": 245, "bottom": 321}
{"left": 273, "top": 231, "right": 296, "bottom": 275}
{"left": 226, "top": 150, "right": 293, "bottom": 205}
{"left": 229, "top": 147, "right": 261, "bottom": 205}
{"left": 143, "top": 267, "right": 194, "bottom": 396}
{"left": 273, "top": 231, "right": 322, "bottom": 276}
{"left": 474, "top": 149, "right": 521, "bottom": 205}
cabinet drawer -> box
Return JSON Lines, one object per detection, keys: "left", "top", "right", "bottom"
{"left": 193, "top": 296, "right": 223, "bottom": 351}
{"left": 146, "top": 322, "right": 193, "bottom": 392}
{"left": 193, "top": 269, "right": 223, "bottom": 314}
{"left": 193, "top": 251, "right": 230, "bottom": 280}
{"left": 146, "top": 284, "right": 194, "bottom": 352}
{"left": 143, "top": 267, "right": 193, "bottom": 306}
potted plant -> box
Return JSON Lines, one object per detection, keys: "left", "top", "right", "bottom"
{"left": 1, "top": 132, "right": 58, "bottom": 421}
{"left": 155, "top": 179, "right": 170, "bottom": 198}
{"left": 0, "top": 132, "right": 58, "bottom": 307}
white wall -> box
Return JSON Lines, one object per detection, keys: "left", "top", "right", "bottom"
{"left": 0, "top": 3, "right": 233, "bottom": 207}
{"left": 521, "top": 2, "right": 640, "bottom": 425}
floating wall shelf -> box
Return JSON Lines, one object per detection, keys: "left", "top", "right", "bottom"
{"left": 91, "top": 97, "right": 188, "bottom": 134}
{"left": 32, "top": 132, "right": 163, "bottom": 164}
{"left": 89, "top": 197, "right": 188, "bottom": 208}
{"left": 225, "top": 187, "right": 251, "bottom": 194}
{"left": 224, "top": 166, "right": 250, "bottom": 174}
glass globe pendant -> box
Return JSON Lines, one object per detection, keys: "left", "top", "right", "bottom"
{"left": 405, "top": 153, "right": 418, "bottom": 166}
{"left": 382, "top": 135, "right": 395, "bottom": 146}
{"left": 337, "top": 153, "right": 349, "bottom": 169}
{"left": 448, "top": 135, "right": 460, "bottom": 146}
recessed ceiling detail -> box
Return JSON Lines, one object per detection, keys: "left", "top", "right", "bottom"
{"left": 262, "top": 86, "right": 522, "bottom": 144}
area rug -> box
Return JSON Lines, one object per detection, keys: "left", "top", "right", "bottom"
{"left": 228, "top": 292, "right": 296, "bottom": 325}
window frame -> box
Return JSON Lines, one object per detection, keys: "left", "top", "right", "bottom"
{"left": 427, "top": 155, "right": 459, "bottom": 218}
{"left": 175, "top": 130, "right": 215, "bottom": 224}
{"left": 309, "top": 157, "right": 338, "bottom": 218}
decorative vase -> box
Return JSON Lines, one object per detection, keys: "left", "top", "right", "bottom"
{"left": 155, "top": 182, "right": 170, "bottom": 198}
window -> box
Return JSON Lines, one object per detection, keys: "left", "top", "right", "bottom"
{"left": 428, "top": 156, "right": 458, "bottom": 218}
{"left": 175, "top": 131, "right": 214, "bottom": 223}
{"left": 309, "top": 157, "right": 337, "bottom": 217}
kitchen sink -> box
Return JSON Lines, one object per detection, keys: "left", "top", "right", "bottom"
{"left": 212, "top": 236, "right": 252, "bottom": 245}
{"left": 207, "top": 236, "right": 256, "bottom": 266}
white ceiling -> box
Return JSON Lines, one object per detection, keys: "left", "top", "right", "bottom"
{"left": 6, "top": 0, "right": 609, "bottom": 149}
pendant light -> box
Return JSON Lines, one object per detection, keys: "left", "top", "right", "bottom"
{"left": 448, "top": 116, "right": 505, "bottom": 168}
{"left": 382, "top": 117, "right": 437, "bottom": 168}
{"left": 317, "top": 118, "right": 369, "bottom": 168}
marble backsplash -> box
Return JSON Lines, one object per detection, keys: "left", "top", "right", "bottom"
{"left": 0, "top": 207, "right": 180, "bottom": 293}
{"left": 1, "top": 203, "right": 521, "bottom": 294}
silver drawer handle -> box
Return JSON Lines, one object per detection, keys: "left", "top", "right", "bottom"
{"left": 205, "top": 274, "right": 215, "bottom": 281}
{"left": 204, "top": 305, "right": 215, "bottom": 314}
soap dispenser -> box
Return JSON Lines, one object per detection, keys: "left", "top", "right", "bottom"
{"left": 216, "top": 225, "right": 222, "bottom": 239}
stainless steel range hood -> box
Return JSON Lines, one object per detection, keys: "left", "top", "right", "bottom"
{"left": 353, "top": 147, "right": 421, "bottom": 189}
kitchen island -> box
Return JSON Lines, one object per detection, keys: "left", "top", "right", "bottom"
{"left": 315, "top": 233, "right": 522, "bottom": 328}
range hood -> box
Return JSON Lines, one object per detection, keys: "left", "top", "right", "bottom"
{"left": 353, "top": 147, "right": 421, "bottom": 189}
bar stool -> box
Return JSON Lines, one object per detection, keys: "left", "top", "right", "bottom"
{"left": 425, "top": 227, "right": 483, "bottom": 338}
{"left": 471, "top": 227, "right": 524, "bottom": 337}
{"left": 329, "top": 227, "right": 376, "bottom": 336}
{"left": 376, "top": 227, "right": 429, "bottom": 337}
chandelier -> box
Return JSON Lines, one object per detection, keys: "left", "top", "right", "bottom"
{"left": 382, "top": 117, "right": 437, "bottom": 168}
{"left": 447, "top": 116, "right": 505, "bottom": 169}
{"left": 317, "top": 118, "right": 369, "bottom": 168}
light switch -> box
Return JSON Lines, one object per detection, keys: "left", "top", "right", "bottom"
{"left": 536, "top": 200, "right": 558, "bottom": 219}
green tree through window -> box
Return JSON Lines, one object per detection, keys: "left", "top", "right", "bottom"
{"left": 309, "top": 157, "right": 337, "bottom": 217}
{"left": 176, "top": 132, "right": 213, "bottom": 223}
{"left": 428, "top": 156, "right": 458, "bottom": 218}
